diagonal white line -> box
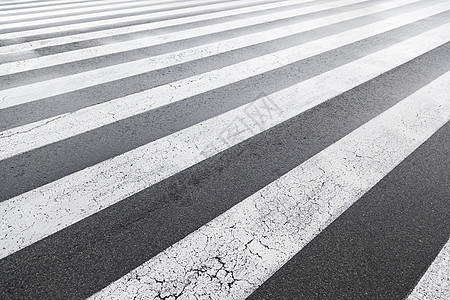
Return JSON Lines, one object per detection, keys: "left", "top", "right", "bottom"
{"left": 0, "top": 0, "right": 315, "bottom": 54}
{"left": 0, "top": 0, "right": 192, "bottom": 19}
{"left": 407, "top": 239, "right": 450, "bottom": 300}
{"left": 89, "top": 70, "right": 450, "bottom": 300}
{"left": 0, "top": 0, "right": 291, "bottom": 39}
{"left": 0, "top": 0, "right": 369, "bottom": 75}
{"left": 0, "top": 23, "right": 448, "bottom": 260}
{"left": 0, "top": 0, "right": 438, "bottom": 110}
{"left": 0, "top": 3, "right": 448, "bottom": 160}
{"left": 0, "top": 0, "right": 108, "bottom": 9}
{"left": 0, "top": 0, "right": 253, "bottom": 30}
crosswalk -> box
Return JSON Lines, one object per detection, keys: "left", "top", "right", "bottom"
{"left": 0, "top": 0, "right": 448, "bottom": 299}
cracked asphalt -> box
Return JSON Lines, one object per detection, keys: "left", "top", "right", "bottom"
{"left": 0, "top": 0, "right": 449, "bottom": 299}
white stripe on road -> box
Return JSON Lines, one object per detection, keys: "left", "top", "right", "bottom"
{"left": 1, "top": 5, "right": 447, "bottom": 160}
{"left": 0, "top": 1, "right": 442, "bottom": 110}
{"left": 408, "top": 239, "right": 450, "bottom": 300}
{"left": 0, "top": 0, "right": 106, "bottom": 10}
{"left": 0, "top": 0, "right": 314, "bottom": 54}
{"left": 0, "top": 0, "right": 285, "bottom": 39}
{"left": 0, "top": 0, "right": 188, "bottom": 23}
{"left": 0, "top": 0, "right": 143, "bottom": 16}
{"left": 0, "top": 0, "right": 373, "bottom": 75}
{"left": 0, "top": 0, "right": 240, "bottom": 30}
{"left": 0, "top": 25, "right": 448, "bottom": 260}
{"left": 89, "top": 71, "right": 450, "bottom": 300}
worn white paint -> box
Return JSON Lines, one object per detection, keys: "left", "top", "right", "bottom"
{"left": 4, "top": 0, "right": 423, "bottom": 108}
{"left": 89, "top": 71, "right": 450, "bottom": 300}
{"left": 0, "top": 0, "right": 192, "bottom": 20}
{"left": 0, "top": 0, "right": 101, "bottom": 10}
{"left": 408, "top": 239, "right": 450, "bottom": 300}
{"left": 0, "top": 0, "right": 320, "bottom": 54}
{"left": 0, "top": 0, "right": 378, "bottom": 74}
{"left": 0, "top": 0, "right": 304, "bottom": 40}
{"left": 0, "top": 6, "right": 448, "bottom": 160}
{"left": 1, "top": 25, "right": 449, "bottom": 260}
{"left": 0, "top": 0, "right": 252, "bottom": 30}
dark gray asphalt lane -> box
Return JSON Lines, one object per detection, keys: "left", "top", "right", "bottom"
{"left": 1, "top": 0, "right": 389, "bottom": 85}
{"left": 248, "top": 121, "right": 450, "bottom": 300}
{"left": 0, "top": 40, "right": 448, "bottom": 299}
{"left": 0, "top": 0, "right": 198, "bottom": 25}
{"left": 0, "top": 0, "right": 98, "bottom": 10}
{"left": 0, "top": 0, "right": 343, "bottom": 62}
{"left": 0, "top": 0, "right": 282, "bottom": 42}
{"left": 1, "top": 1, "right": 449, "bottom": 299}
{"left": 1, "top": 14, "right": 449, "bottom": 202}
{"left": 1, "top": 0, "right": 445, "bottom": 129}
{"left": 0, "top": 0, "right": 372, "bottom": 64}
{"left": 0, "top": 0, "right": 251, "bottom": 33}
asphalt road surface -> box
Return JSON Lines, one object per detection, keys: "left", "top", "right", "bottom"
{"left": 0, "top": 0, "right": 449, "bottom": 299}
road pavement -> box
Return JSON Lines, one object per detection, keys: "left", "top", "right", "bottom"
{"left": 0, "top": 0, "right": 449, "bottom": 299}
